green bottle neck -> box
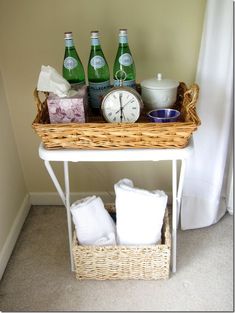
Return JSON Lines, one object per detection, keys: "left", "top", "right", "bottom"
{"left": 90, "top": 38, "right": 101, "bottom": 47}
{"left": 64, "top": 38, "right": 75, "bottom": 48}
{"left": 119, "top": 35, "right": 128, "bottom": 45}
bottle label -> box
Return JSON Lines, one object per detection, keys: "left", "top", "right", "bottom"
{"left": 119, "top": 53, "right": 133, "bottom": 66}
{"left": 64, "top": 57, "right": 78, "bottom": 70}
{"left": 90, "top": 56, "right": 105, "bottom": 69}
{"left": 89, "top": 80, "right": 110, "bottom": 109}
{"left": 113, "top": 79, "right": 136, "bottom": 88}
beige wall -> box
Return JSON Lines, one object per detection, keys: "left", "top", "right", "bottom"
{"left": 0, "top": 69, "right": 29, "bottom": 278}
{"left": 0, "top": 0, "right": 206, "bottom": 196}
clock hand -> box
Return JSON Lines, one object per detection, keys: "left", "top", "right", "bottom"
{"left": 111, "top": 94, "right": 122, "bottom": 118}
{"left": 119, "top": 93, "right": 123, "bottom": 122}
{"left": 114, "top": 108, "right": 126, "bottom": 121}
{"left": 122, "top": 110, "right": 127, "bottom": 121}
{"left": 122, "top": 99, "right": 134, "bottom": 109}
{"left": 115, "top": 93, "right": 124, "bottom": 114}
{"left": 115, "top": 97, "right": 121, "bottom": 114}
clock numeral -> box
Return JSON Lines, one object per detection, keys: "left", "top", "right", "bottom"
{"left": 108, "top": 112, "right": 112, "bottom": 116}
{"left": 132, "top": 107, "right": 137, "bottom": 110}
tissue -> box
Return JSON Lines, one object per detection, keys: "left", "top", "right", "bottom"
{"left": 37, "top": 65, "right": 75, "bottom": 97}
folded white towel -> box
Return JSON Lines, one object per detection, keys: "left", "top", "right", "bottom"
{"left": 94, "top": 232, "right": 116, "bottom": 246}
{"left": 114, "top": 178, "right": 167, "bottom": 245}
{"left": 70, "top": 196, "right": 117, "bottom": 246}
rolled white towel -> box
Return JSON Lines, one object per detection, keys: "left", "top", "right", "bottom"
{"left": 70, "top": 196, "right": 117, "bottom": 246}
{"left": 94, "top": 232, "right": 116, "bottom": 246}
{"left": 114, "top": 178, "right": 167, "bottom": 245}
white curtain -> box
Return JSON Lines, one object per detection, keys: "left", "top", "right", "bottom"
{"left": 180, "top": 0, "right": 233, "bottom": 230}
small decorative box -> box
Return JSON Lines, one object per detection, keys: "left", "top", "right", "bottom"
{"left": 47, "top": 85, "right": 87, "bottom": 123}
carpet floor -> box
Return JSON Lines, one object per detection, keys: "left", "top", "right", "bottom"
{"left": 0, "top": 205, "right": 233, "bottom": 312}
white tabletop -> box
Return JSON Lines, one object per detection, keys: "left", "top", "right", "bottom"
{"left": 39, "top": 138, "right": 194, "bottom": 162}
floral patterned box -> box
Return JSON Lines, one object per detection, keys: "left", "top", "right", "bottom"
{"left": 47, "top": 85, "right": 87, "bottom": 123}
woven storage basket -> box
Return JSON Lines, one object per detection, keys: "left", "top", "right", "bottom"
{"left": 32, "top": 82, "right": 200, "bottom": 150}
{"left": 72, "top": 204, "right": 171, "bottom": 280}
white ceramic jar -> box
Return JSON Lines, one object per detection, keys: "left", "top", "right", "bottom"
{"left": 140, "top": 73, "right": 179, "bottom": 110}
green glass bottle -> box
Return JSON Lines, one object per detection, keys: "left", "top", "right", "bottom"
{"left": 88, "top": 30, "right": 110, "bottom": 114}
{"left": 63, "top": 32, "right": 85, "bottom": 89}
{"left": 113, "top": 29, "right": 136, "bottom": 89}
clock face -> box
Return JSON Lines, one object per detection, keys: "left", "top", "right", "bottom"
{"left": 101, "top": 88, "right": 142, "bottom": 123}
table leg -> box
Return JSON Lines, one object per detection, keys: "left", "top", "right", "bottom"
{"left": 63, "top": 161, "right": 75, "bottom": 272}
{"left": 44, "top": 160, "right": 66, "bottom": 205}
{"left": 176, "top": 159, "right": 186, "bottom": 228}
{"left": 44, "top": 160, "right": 74, "bottom": 271}
{"left": 172, "top": 159, "right": 177, "bottom": 273}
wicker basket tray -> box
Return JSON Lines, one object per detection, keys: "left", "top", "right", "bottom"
{"left": 72, "top": 204, "right": 171, "bottom": 280}
{"left": 32, "top": 82, "right": 200, "bottom": 150}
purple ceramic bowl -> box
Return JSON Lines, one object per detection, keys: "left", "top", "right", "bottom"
{"left": 147, "top": 109, "right": 180, "bottom": 123}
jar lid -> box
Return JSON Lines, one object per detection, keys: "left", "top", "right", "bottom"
{"left": 141, "top": 73, "right": 179, "bottom": 90}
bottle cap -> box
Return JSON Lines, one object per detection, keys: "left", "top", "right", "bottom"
{"left": 90, "top": 31, "right": 99, "bottom": 38}
{"left": 119, "top": 29, "right": 128, "bottom": 36}
{"left": 64, "top": 32, "right": 73, "bottom": 39}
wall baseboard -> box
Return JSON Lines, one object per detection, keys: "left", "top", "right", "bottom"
{"left": 0, "top": 194, "right": 31, "bottom": 280}
{"left": 29, "top": 191, "right": 116, "bottom": 205}
{"left": 29, "top": 191, "right": 172, "bottom": 206}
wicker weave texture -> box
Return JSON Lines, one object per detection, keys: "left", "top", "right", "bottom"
{"left": 32, "top": 82, "right": 200, "bottom": 150}
{"left": 72, "top": 204, "right": 171, "bottom": 280}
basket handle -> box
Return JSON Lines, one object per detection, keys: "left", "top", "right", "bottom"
{"left": 182, "top": 83, "right": 201, "bottom": 126}
{"left": 33, "top": 88, "right": 49, "bottom": 114}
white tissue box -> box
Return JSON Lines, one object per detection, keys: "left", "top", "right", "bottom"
{"left": 47, "top": 85, "right": 87, "bottom": 123}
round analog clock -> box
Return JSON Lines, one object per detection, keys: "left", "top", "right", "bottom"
{"left": 101, "top": 86, "right": 143, "bottom": 123}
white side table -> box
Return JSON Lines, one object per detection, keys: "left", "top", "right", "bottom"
{"left": 39, "top": 139, "right": 193, "bottom": 273}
